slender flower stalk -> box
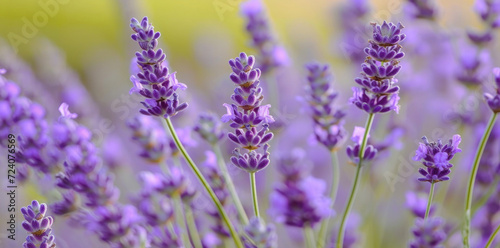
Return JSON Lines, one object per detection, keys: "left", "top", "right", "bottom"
{"left": 463, "top": 113, "right": 498, "bottom": 247}
{"left": 163, "top": 117, "right": 243, "bottom": 248}
{"left": 424, "top": 182, "right": 435, "bottom": 220}
{"left": 486, "top": 224, "right": 500, "bottom": 248}
{"left": 304, "top": 226, "right": 316, "bottom": 248}
{"left": 250, "top": 172, "right": 260, "bottom": 217}
{"left": 185, "top": 205, "right": 203, "bottom": 248}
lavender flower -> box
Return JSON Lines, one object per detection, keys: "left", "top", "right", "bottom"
{"left": 413, "top": 135, "right": 462, "bottom": 183}
{"left": 21, "top": 200, "right": 56, "bottom": 248}
{"left": 129, "top": 17, "right": 187, "bottom": 117}
{"left": 346, "top": 127, "right": 378, "bottom": 165}
{"left": 193, "top": 113, "right": 225, "bottom": 145}
{"left": 127, "top": 115, "right": 167, "bottom": 163}
{"left": 269, "top": 176, "right": 332, "bottom": 228}
{"left": 222, "top": 52, "right": 274, "bottom": 173}
{"left": 484, "top": 67, "right": 500, "bottom": 113}
{"left": 133, "top": 171, "right": 174, "bottom": 227}
{"left": 409, "top": 217, "right": 446, "bottom": 248}
{"left": 339, "top": 0, "right": 370, "bottom": 65}
{"left": 350, "top": 21, "right": 405, "bottom": 114}
{"left": 468, "top": 0, "right": 500, "bottom": 45}
{"left": 406, "top": 191, "right": 435, "bottom": 219}
{"left": 406, "top": 0, "right": 437, "bottom": 20}
{"left": 242, "top": 217, "right": 277, "bottom": 248}
{"left": 240, "top": 0, "right": 288, "bottom": 75}
{"left": 305, "top": 63, "right": 347, "bottom": 151}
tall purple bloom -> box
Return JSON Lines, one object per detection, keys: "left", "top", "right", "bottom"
{"left": 21, "top": 200, "right": 56, "bottom": 248}
{"left": 222, "top": 52, "right": 274, "bottom": 173}
{"left": 413, "top": 135, "right": 462, "bottom": 183}
{"left": 484, "top": 67, "right": 500, "bottom": 113}
{"left": 305, "top": 63, "right": 347, "bottom": 151}
{"left": 129, "top": 17, "right": 187, "bottom": 117}
{"left": 349, "top": 21, "right": 405, "bottom": 114}
{"left": 240, "top": 0, "right": 289, "bottom": 75}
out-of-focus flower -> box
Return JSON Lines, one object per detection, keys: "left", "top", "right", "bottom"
{"left": 127, "top": 115, "right": 167, "bottom": 163}
{"left": 346, "top": 127, "right": 377, "bottom": 165}
{"left": 406, "top": 191, "right": 435, "bottom": 219}
{"left": 413, "top": 135, "right": 462, "bottom": 183}
{"left": 484, "top": 67, "right": 500, "bottom": 113}
{"left": 406, "top": 0, "right": 437, "bottom": 20}
{"left": 409, "top": 217, "right": 446, "bottom": 248}
{"left": 193, "top": 113, "right": 225, "bottom": 145}
{"left": 242, "top": 217, "right": 277, "bottom": 248}
{"left": 305, "top": 63, "right": 347, "bottom": 151}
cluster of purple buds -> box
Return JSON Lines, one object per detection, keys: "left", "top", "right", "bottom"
{"left": 129, "top": 17, "right": 187, "bottom": 117}
{"left": 21, "top": 200, "right": 56, "bottom": 248}
{"left": 240, "top": 0, "right": 288, "bottom": 75}
{"left": 409, "top": 217, "right": 446, "bottom": 248}
{"left": 269, "top": 175, "right": 331, "bottom": 228}
{"left": 242, "top": 217, "right": 277, "bottom": 248}
{"left": 148, "top": 226, "right": 182, "bottom": 248}
{"left": 484, "top": 67, "right": 500, "bottom": 113}
{"left": 305, "top": 63, "right": 347, "bottom": 151}
{"left": 202, "top": 152, "right": 231, "bottom": 238}
{"left": 275, "top": 148, "right": 309, "bottom": 182}
{"left": 127, "top": 115, "right": 167, "bottom": 163}
{"left": 413, "top": 135, "right": 462, "bottom": 183}
{"left": 0, "top": 69, "right": 54, "bottom": 173}
{"left": 346, "top": 127, "right": 378, "bottom": 165}
{"left": 222, "top": 52, "right": 274, "bottom": 173}
{"left": 406, "top": 0, "right": 437, "bottom": 20}
{"left": 350, "top": 21, "right": 405, "bottom": 114}
{"left": 193, "top": 113, "right": 225, "bottom": 145}
{"left": 53, "top": 104, "right": 120, "bottom": 209}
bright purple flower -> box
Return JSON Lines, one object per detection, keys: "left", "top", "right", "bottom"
{"left": 413, "top": 135, "right": 462, "bottom": 183}
{"left": 409, "top": 217, "right": 446, "bottom": 248}
{"left": 350, "top": 21, "right": 405, "bottom": 114}
{"left": 346, "top": 127, "right": 377, "bottom": 165}
{"left": 305, "top": 62, "right": 347, "bottom": 151}
{"left": 484, "top": 67, "right": 500, "bottom": 113}
{"left": 223, "top": 53, "right": 274, "bottom": 173}
{"left": 240, "top": 0, "right": 289, "bottom": 74}
{"left": 129, "top": 17, "right": 188, "bottom": 118}
{"left": 21, "top": 200, "right": 56, "bottom": 248}
{"left": 269, "top": 176, "right": 332, "bottom": 228}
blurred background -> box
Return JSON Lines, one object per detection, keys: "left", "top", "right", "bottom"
{"left": 1, "top": 0, "right": 499, "bottom": 247}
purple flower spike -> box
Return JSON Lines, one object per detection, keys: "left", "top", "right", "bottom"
{"left": 484, "top": 67, "right": 500, "bottom": 113}
{"left": 21, "top": 200, "right": 56, "bottom": 248}
{"left": 350, "top": 21, "right": 405, "bottom": 114}
{"left": 305, "top": 63, "right": 347, "bottom": 151}
{"left": 129, "top": 17, "right": 188, "bottom": 118}
{"left": 409, "top": 217, "right": 446, "bottom": 248}
{"left": 223, "top": 53, "right": 274, "bottom": 173}
{"left": 413, "top": 135, "right": 462, "bottom": 183}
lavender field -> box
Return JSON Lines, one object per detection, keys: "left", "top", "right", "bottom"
{"left": 1, "top": 0, "right": 500, "bottom": 247}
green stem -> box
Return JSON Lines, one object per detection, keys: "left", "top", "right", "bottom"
{"left": 317, "top": 151, "right": 339, "bottom": 247}
{"left": 424, "top": 182, "right": 435, "bottom": 220}
{"left": 212, "top": 144, "right": 249, "bottom": 224}
{"left": 185, "top": 204, "right": 203, "bottom": 248}
{"left": 486, "top": 224, "right": 500, "bottom": 248}
{"left": 463, "top": 113, "right": 497, "bottom": 247}
{"left": 173, "top": 195, "right": 191, "bottom": 246}
{"left": 337, "top": 113, "right": 375, "bottom": 248}
{"left": 250, "top": 172, "right": 260, "bottom": 218}
{"left": 162, "top": 118, "right": 243, "bottom": 248}
{"left": 304, "top": 225, "right": 316, "bottom": 248}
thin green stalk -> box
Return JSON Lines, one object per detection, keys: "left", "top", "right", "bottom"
{"left": 317, "top": 151, "right": 339, "bottom": 247}
{"left": 463, "top": 113, "right": 498, "bottom": 247}
{"left": 162, "top": 118, "right": 243, "bottom": 248}
{"left": 304, "top": 226, "right": 316, "bottom": 248}
{"left": 424, "top": 182, "right": 435, "bottom": 220}
{"left": 337, "top": 113, "right": 375, "bottom": 248}
{"left": 185, "top": 205, "right": 203, "bottom": 248}
{"left": 250, "top": 172, "right": 260, "bottom": 217}
{"left": 486, "top": 224, "right": 500, "bottom": 248}
{"left": 173, "top": 196, "right": 191, "bottom": 246}
{"left": 212, "top": 144, "right": 249, "bottom": 224}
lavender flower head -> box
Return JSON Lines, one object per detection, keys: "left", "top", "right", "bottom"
{"left": 222, "top": 52, "right": 274, "bottom": 173}
{"left": 129, "top": 17, "right": 187, "bottom": 117}
{"left": 413, "top": 135, "right": 462, "bottom": 183}
{"left": 346, "top": 127, "right": 378, "bottom": 165}
{"left": 240, "top": 0, "right": 289, "bottom": 74}
{"left": 127, "top": 115, "right": 167, "bottom": 163}
{"left": 305, "top": 63, "right": 347, "bottom": 151}
{"left": 350, "top": 21, "right": 405, "bottom": 114}
{"left": 269, "top": 176, "right": 332, "bottom": 228}
{"left": 409, "top": 217, "right": 446, "bottom": 248}
{"left": 21, "top": 200, "right": 56, "bottom": 248}
{"left": 484, "top": 67, "right": 500, "bottom": 113}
